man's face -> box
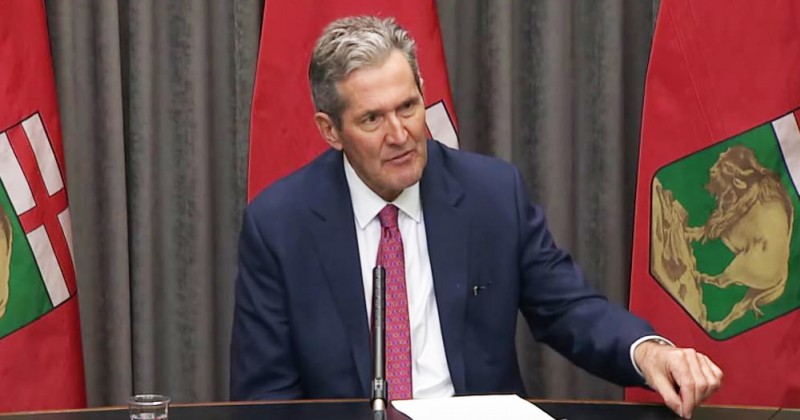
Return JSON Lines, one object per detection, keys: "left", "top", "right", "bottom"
{"left": 316, "top": 50, "right": 428, "bottom": 201}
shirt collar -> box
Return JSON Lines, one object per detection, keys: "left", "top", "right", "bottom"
{"left": 343, "top": 153, "right": 421, "bottom": 230}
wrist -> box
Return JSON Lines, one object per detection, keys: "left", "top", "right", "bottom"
{"left": 631, "top": 336, "right": 674, "bottom": 378}
{"left": 635, "top": 340, "right": 662, "bottom": 366}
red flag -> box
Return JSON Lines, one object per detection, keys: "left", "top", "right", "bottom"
{"left": 0, "top": 0, "right": 86, "bottom": 412}
{"left": 248, "top": 0, "right": 457, "bottom": 200}
{"left": 628, "top": 0, "right": 800, "bottom": 406}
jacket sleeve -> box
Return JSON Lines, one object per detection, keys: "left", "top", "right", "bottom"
{"left": 513, "top": 167, "right": 655, "bottom": 387}
{"left": 230, "top": 206, "right": 304, "bottom": 400}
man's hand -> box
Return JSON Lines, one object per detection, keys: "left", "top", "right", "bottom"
{"left": 634, "top": 340, "right": 723, "bottom": 419}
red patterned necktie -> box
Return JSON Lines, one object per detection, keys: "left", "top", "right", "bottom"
{"left": 377, "top": 204, "right": 413, "bottom": 400}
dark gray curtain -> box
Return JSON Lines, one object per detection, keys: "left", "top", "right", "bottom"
{"left": 438, "top": 0, "right": 660, "bottom": 400}
{"left": 45, "top": 0, "right": 658, "bottom": 407}
{"left": 46, "top": 0, "right": 261, "bottom": 406}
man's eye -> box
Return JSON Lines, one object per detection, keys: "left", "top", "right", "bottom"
{"left": 399, "top": 102, "right": 416, "bottom": 115}
{"left": 363, "top": 114, "right": 379, "bottom": 124}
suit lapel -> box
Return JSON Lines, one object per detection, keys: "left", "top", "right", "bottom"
{"left": 306, "top": 150, "right": 371, "bottom": 396}
{"left": 420, "top": 142, "right": 469, "bottom": 393}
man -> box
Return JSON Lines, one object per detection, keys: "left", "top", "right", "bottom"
{"left": 231, "top": 16, "right": 722, "bottom": 418}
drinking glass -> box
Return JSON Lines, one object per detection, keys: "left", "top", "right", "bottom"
{"left": 128, "top": 394, "right": 170, "bottom": 419}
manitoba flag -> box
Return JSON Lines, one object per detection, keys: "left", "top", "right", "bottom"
{"left": 0, "top": 0, "right": 86, "bottom": 412}
{"left": 248, "top": 0, "right": 457, "bottom": 200}
{"left": 628, "top": 0, "right": 800, "bottom": 407}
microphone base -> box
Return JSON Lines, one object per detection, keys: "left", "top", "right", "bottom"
{"left": 372, "top": 398, "right": 387, "bottom": 420}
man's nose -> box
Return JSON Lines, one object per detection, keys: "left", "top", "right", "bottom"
{"left": 385, "top": 113, "right": 407, "bottom": 144}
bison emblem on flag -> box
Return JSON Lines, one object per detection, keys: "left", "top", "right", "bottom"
{"left": 650, "top": 110, "right": 800, "bottom": 340}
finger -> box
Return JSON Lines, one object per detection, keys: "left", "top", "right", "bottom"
{"left": 699, "top": 354, "right": 723, "bottom": 396}
{"left": 696, "top": 354, "right": 717, "bottom": 398}
{"left": 684, "top": 351, "right": 709, "bottom": 406}
{"left": 649, "top": 371, "right": 683, "bottom": 418}
{"left": 672, "top": 357, "right": 697, "bottom": 419}
{"left": 705, "top": 355, "right": 724, "bottom": 380}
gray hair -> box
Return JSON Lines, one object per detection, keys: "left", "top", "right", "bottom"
{"left": 309, "top": 16, "right": 422, "bottom": 128}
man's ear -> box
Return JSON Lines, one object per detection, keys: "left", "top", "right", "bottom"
{"left": 314, "top": 112, "right": 343, "bottom": 151}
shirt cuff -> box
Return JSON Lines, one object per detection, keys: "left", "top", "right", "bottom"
{"left": 629, "top": 335, "right": 675, "bottom": 377}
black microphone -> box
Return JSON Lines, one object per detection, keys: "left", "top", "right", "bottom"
{"left": 370, "top": 266, "right": 387, "bottom": 419}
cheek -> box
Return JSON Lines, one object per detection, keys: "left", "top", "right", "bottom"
{"left": 345, "top": 132, "right": 382, "bottom": 158}
{"left": 408, "top": 117, "right": 428, "bottom": 140}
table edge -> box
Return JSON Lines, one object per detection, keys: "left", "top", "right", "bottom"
{"left": 0, "top": 397, "right": 783, "bottom": 417}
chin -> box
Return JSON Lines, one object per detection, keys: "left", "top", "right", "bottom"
{"left": 384, "top": 171, "right": 419, "bottom": 191}
{"left": 399, "top": 173, "right": 423, "bottom": 190}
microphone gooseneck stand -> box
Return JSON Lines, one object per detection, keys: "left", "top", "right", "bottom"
{"left": 370, "top": 266, "right": 387, "bottom": 420}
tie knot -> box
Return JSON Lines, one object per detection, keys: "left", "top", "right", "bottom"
{"left": 378, "top": 204, "right": 399, "bottom": 228}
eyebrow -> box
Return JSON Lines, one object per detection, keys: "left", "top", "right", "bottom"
{"left": 400, "top": 97, "right": 421, "bottom": 108}
{"left": 359, "top": 96, "right": 421, "bottom": 119}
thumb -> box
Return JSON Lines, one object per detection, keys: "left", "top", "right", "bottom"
{"left": 649, "top": 373, "right": 684, "bottom": 418}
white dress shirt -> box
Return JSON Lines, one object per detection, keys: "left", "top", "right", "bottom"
{"left": 344, "top": 156, "right": 455, "bottom": 399}
{"left": 343, "top": 156, "right": 664, "bottom": 398}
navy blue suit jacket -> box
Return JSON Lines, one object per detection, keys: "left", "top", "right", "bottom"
{"left": 230, "top": 140, "right": 655, "bottom": 400}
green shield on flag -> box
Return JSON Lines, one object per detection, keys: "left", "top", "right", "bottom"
{"left": 0, "top": 180, "right": 52, "bottom": 339}
{"left": 651, "top": 111, "right": 800, "bottom": 340}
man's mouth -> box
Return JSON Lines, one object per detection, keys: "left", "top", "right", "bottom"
{"left": 386, "top": 150, "right": 413, "bottom": 164}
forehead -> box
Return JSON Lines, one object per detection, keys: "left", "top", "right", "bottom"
{"left": 336, "top": 50, "right": 419, "bottom": 114}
